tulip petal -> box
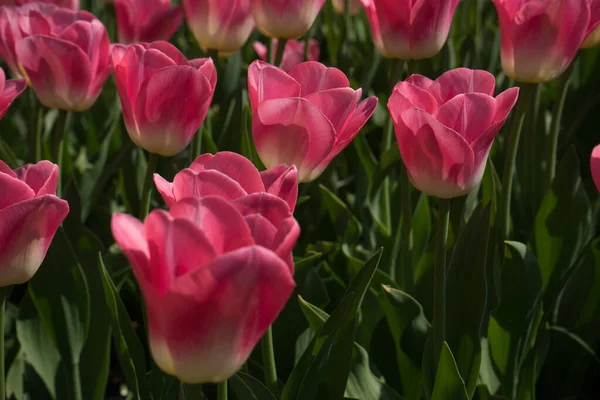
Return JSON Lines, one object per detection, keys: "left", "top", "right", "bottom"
{"left": 0, "top": 173, "right": 34, "bottom": 210}
{"left": 389, "top": 81, "right": 438, "bottom": 117}
{"left": 254, "top": 98, "right": 336, "bottom": 181}
{"left": 243, "top": 213, "right": 277, "bottom": 250}
{"left": 172, "top": 169, "right": 248, "bottom": 202}
{"left": 272, "top": 216, "right": 300, "bottom": 273}
{"left": 428, "top": 68, "right": 496, "bottom": 104}
{"left": 306, "top": 95, "right": 378, "bottom": 182}
{"left": 405, "top": 74, "right": 434, "bottom": 90}
{"left": 111, "top": 212, "right": 152, "bottom": 285}
{"left": 16, "top": 35, "right": 92, "bottom": 110}
{"left": 0, "top": 160, "right": 14, "bottom": 177}
{"left": 470, "top": 87, "right": 519, "bottom": 170}
{"left": 0, "top": 77, "right": 26, "bottom": 120}
{"left": 398, "top": 108, "right": 475, "bottom": 198}
{"left": 134, "top": 65, "right": 213, "bottom": 156}
{"left": 153, "top": 173, "right": 176, "bottom": 208}
{"left": 140, "top": 6, "right": 183, "bottom": 43}
{"left": 591, "top": 144, "right": 600, "bottom": 193}
{"left": 247, "top": 60, "right": 301, "bottom": 111}
{"left": 190, "top": 58, "right": 217, "bottom": 90}
{"left": 13, "top": 160, "right": 59, "bottom": 196}
{"left": 233, "top": 193, "right": 292, "bottom": 229}
{"left": 150, "top": 245, "right": 294, "bottom": 383}
{"left": 149, "top": 41, "right": 189, "bottom": 65}
{"left": 169, "top": 197, "right": 254, "bottom": 254}
{"left": 304, "top": 87, "right": 358, "bottom": 132}
{"left": 144, "top": 210, "right": 218, "bottom": 294}
{"left": 189, "top": 152, "right": 265, "bottom": 194}
{"left": 260, "top": 165, "right": 298, "bottom": 212}
{"left": 434, "top": 93, "right": 496, "bottom": 144}
{"left": 0, "top": 195, "right": 69, "bottom": 286}
{"left": 288, "top": 61, "right": 349, "bottom": 95}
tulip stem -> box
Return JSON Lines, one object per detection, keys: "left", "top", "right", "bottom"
{"left": 498, "top": 82, "right": 537, "bottom": 239}
{"left": 544, "top": 69, "right": 572, "bottom": 192}
{"left": 28, "top": 90, "right": 42, "bottom": 162}
{"left": 70, "top": 362, "right": 82, "bottom": 400}
{"left": 217, "top": 381, "right": 227, "bottom": 400}
{"left": 399, "top": 164, "right": 413, "bottom": 290}
{"left": 52, "top": 110, "right": 69, "bottom": 197}
{"left": 139, "top": 152, "right": 159, "bottom": 220}
{"left": 433, "top": 198, "right": 450, "bottom": 370}
{"left": 261, "top": 326, "right": 279, "bottom": 396}
{"left": 0, "top": 287, "right": 8, "bottom": 400}
{"left": 274, "top": 39, "right": 288, "bottom": 68}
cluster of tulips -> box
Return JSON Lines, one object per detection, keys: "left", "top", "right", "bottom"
{"left": 1, "top": 0, "right": 600, "bottom": 395}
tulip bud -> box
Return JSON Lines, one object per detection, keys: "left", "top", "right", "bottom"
{"left": 250, "top": 0, "right": 325, "bottom": 39}
{"left": 14, "top": 7, "right": 111, "bottom": 111}
{"left": 248, "top": 60, "right": 378, "bottom": 182}
{"left": 492, "top": 0, "right": 600, "bottom": 83}
{"left": 111, "top": 181, "right": 299, "bottom": 383}
{"left": 253, "top": 39, "right": 319, "bottom": 72}
{"left": 114, "top": 0, "right": 183, "bottom": 44}
{"left": 332, "top": 0, "right": 362, "bottom": 15}
{"left": 112, "top": 41, "right": 217, "bottom": 156}
{"left": 388, "top": 68, "right": 519, "bottom": 199}
{"left": 0, "top": 160, "right": 69, "bottom": 287}
{"left": 154, "top": 151, "right": 298, "bottom": 211}
{"left": 361, "top": 0, "right": 461, "bottom": 60}
{"left": 592, "top": 144, "right": 600, "bottom": 192}
{"left": 0, "top": 0, "right": 77, "bottom": 9}
{"left": 183, "top": 0, "right": 254, "bottom": 56}
{"left": 0, "top": 68, "right": 26, "bottom": 118}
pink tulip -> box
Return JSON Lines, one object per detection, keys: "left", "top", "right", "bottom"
{"left": 0, "top": 160, "right": 69, "bottom": 286}
{"left": 248, "top": 60, "right": 378, "bottom": 182}
{"left": 154, "top": 151, "right": 299, "bottom": 211}
{"left": 592, "top": 144, "right": 600, "bottom": 192}
{"left": 183, "top": 0, "right": 254, "bottom": 55}
{"left": 114, "top": 0, "right": 183, "bottom": 44}
{"left": 332, "top": 0, "right": 362, "bottom": 15}
{"left": 111, "top": 41, "right": 217, "bottom": 156}
{"left": 250, "top": 0, "right": 325, "bottom": 39}
{"left": 492, "top": 0, "right": 600, "bottom": 83}
{"left": 361, "top": 0, "right": 461, "bottom": 60}
{"left": 0, "top": 0, "right": 77, "bottom": 9}
{"left": 583, "top": 1, "right": 600, "bottom": 48}
{"left": 0, "top": 3, "right": 59, "bottom": 78}
{"left": 253, "top": 39, "right": 319, "bottom": 72}
{"left": 13, "top": 7, "right": 111, "bottom": 111}
{"left": 0, "top": 68, "right": 26, "bottom": 119}
{"left": 111, "top": 194, "right": 299, "bottom": 383}
{"left": 388, "top": 68, "right": 519, "bottom": 199}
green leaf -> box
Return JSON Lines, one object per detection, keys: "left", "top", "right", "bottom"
{"left": 281, "top": 292, "right": 354, "bottom": 400}
{"left": 430, "top": 343, "right": 469, "bottom": 400}
{"left": 445, "top": 202, "right": 492, "bottom": 397}
{"left": 59, "top": 196, "right": 112, "bottom": 400}
{"left": 538, "top": 238, "right": 600, "bottom": 397}
{"left": 97, "top": 254, "right": 151, "bottom": 400}
{"left": 412, "top": 194, "right": 432, "bottom": 266}
{"left": 28, "top": 228, "right": 90, "bottom": 373}
{"left": 297, "top": 297, "right": 402, "bottom": 400}
{"left": 378, "top": 286, "right": 429, "bottom": 399}
{"left": 488, "top": 241, "right": 542, "bottom": 399}
{"left": 15, "top": 293, "right": 66, "bottom": 399}
{"left": 230, "top": 372, "right": 277, "bottom": 400}
{"left": 534, "top": 147, "right": 592, "bottom": 298}
{"left": 319, "top": 184, "right": 363, "bottom": 255}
